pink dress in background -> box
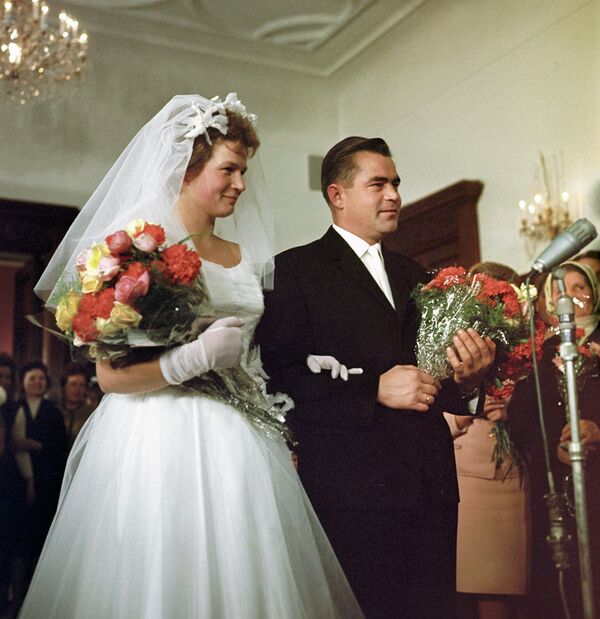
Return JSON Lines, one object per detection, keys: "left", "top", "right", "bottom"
{"left": 445, "top": 414, "right": 529, "bottom": 595}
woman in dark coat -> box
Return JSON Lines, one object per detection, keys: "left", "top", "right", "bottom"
{"left": 10, "top": 361, "right": 66, "bottom": 612}
{"left": 509, "top": 261, "right": 600, "bottom": 619}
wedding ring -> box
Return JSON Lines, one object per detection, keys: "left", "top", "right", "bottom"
{"left": 426, "top": 395, "right": 433, "bottom": 405}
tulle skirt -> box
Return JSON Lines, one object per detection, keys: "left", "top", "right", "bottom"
{"left": 19, "top": 388, "right": 362, "bottom": 619}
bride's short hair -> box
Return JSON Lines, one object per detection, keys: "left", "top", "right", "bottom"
{"left": 186, "top": 111, "right": 260, "bottom": 180}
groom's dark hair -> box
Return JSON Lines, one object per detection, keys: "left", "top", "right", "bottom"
{"left": 321, "top": 136, "right": 392, "bottom": 205}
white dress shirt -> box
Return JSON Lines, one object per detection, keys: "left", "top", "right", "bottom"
{"left": 332, "top": 224, "right": 395, "bottom": 308}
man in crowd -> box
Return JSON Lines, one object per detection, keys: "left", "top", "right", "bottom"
{"left": 58, "top": 363, "right": 95, "bottom": 454}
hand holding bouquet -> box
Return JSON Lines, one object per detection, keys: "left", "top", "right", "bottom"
{"left": 45, "top": 220, "right": 292, "bottom": 442}
{"left": 412, "top": 266, "right": 545, "bottom": 475}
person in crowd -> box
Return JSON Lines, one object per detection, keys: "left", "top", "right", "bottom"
{"left": 0, "top": 354, "right": 25, "bottom": 617}
{"left": 19, "top": 94, "right": 363, "bottom": 619}
{"left": 0, "top": 354, "right": 18, "bottom": 438}
{"left": 10, "top": 361, "right": 66, "bottom": 616}
{"left": 444, "top": 262, "right": 528, "bottom": 619}
{"left": 257, "top": 135, "right": 495, "bottom": 618}
{"left": 58, "top": 363, "right": 95, "bottom": 454}
{"left": 84, "top": 377, "right": 103, "bottom": 411}
{"left": 508, "top": 260, "right": 600, "bottom": 618}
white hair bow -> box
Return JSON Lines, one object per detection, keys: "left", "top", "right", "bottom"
{"left": 182, "top": 93, "right": 257, "bottom": 142}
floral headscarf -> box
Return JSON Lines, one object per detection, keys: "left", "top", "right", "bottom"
{"left": 543, "top": 260, "right": 600, "bottom": 340}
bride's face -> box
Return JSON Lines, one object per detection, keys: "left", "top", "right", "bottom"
{"left": 182, "top": 140, "right": 248, "bottom": 221}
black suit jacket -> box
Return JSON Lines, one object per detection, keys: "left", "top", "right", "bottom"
{"left": 257, "top": 227, "right": 466, "bottom": 512}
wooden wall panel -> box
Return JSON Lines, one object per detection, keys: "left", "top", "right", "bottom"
{"left": 384, "top": 180, "right": 483, "bottom": 271}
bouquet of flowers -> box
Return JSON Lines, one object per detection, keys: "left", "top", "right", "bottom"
{"left": 46, "top": 220, "right": 292, "bottom": 442}
{"left": 412, "top": 266, "right": 545, "bottom": 474}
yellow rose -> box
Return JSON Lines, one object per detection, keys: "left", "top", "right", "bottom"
{"left": 81, "top": 273, "right": 103, "bottom": 294}
{"left": 95, "top": 317, "right": 123, "bottom": 338}
{"left": 55, "top": 290, "right": 82, "bottom": 331}
{"left": 125, "top": 219, "right": 147, "bottom": 237}
{"left": 110, "top": 302, "right": 142, "bottom": 330}
{"left": 78, "top": 242, "right": 111, "bottom": 281}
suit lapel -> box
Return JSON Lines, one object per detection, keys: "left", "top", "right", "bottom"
{"left": 320, "top": 227, "right": 398, "bottom": 314}
{"left": 382, "top": 246, "right": 410, "bottom": 325}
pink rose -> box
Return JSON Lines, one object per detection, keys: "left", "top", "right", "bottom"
{"left": 114, "top": 271, "right": 150, "bottom": 304}
{"left": 98, "top": 256, "right": 121, "bottom": 281}
{"left": 132, "top": 233, "right": 159, "bottom": 253}
{"left": 106, "top": 230, "right": 132, "bottom": 255}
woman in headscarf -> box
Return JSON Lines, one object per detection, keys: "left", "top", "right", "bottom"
{"left": 508, "top": 260, "right": 600, "bottom": 619}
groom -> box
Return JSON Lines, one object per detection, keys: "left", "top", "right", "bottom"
{"left": 256, "top": 136, "right": 494, "bottom": 618}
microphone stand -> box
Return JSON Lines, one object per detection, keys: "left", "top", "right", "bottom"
{"left": 552, "top": 268, "right": 595, "bottom": 619}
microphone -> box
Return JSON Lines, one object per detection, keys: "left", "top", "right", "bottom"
{"left": 531, "top": 218, "right": 597, "bottom": 273}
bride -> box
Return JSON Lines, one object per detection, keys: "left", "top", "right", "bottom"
{"left": 19, "top": 94, "right": 363, "bottom": 619}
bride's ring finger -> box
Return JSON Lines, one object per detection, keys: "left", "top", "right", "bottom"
{"left": 424, "top": 394, "right": 433, "bottom": 405}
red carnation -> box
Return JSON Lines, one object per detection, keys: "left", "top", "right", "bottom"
{"left": 137, "top": 224, "right": 166, "bottom": 245}
{"left": 425, "top": 266, "right": 467, "bottom": 290}
{"left": 487, "top": 381, "right": 516, "bottom": 400}
{"left": 78, "top": 287, "right": 115, "bottom": 319}
{"left": 72, "top": 312, "right": 99, "bottom": 342}
{"left": 160, "top": 245, "right": 201, "bottom": 285}
{"left": 120, "top": 262, "right": 148, "bottom": 280}
{"left": 501, "top": 290, "right": 521, "bottom": 318}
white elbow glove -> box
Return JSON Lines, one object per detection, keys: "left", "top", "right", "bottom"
{"left": 160, "top": 317, "right": 244, "bottom": 385}
{"left": 306, "top": 355, "right": 363, "bottom": 382}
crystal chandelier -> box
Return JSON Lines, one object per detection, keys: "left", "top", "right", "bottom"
{"left": 518, "top": 153, "right": 573, "bottom": 242}
{"left": 1, "top": 0, "right": 88, "bottom": 104}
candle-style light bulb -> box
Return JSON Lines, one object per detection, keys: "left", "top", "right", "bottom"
{"left": 41, "top": 4, "right": 49, "bottom": 30}
{"left": 3, "top": 1, "right": 12, "bottom": 25}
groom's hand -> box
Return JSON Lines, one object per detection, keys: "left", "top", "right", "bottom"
{"left": 447, "top": 328, "right": 495, "bottom": 393}
{"left": 377, "top": 365, "right": 441, "bottom": 411}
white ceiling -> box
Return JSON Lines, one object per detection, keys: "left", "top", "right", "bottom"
{"left": 60, "top": 0, "right": 426, "bottom": 76}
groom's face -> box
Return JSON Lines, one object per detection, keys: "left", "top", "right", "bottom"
{"left": 333, "top": 151, "right": 401, "bottom": 244}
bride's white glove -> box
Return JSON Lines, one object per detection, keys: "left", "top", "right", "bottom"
{"left": 306, "top": 355, "right": 363, "bottom": 382}
{"left": 160, "top": 317, "right": 244, "bottom": 385}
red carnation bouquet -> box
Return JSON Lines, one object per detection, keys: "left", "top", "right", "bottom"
{"left": 412, "top": 266, "right": 546, "bottom": 474}
{"left": 45, "top": 219, "right": 291, "bottom": 441}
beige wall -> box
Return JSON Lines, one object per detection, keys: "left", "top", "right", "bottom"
{"left": 1, "top": 0, "right": 598, "bottom": 269}
{"left": 0, "top": 33, "right": 336, "bottom": 252}
{"left": 334, "top": 0, "right": 600, "bottom": 271}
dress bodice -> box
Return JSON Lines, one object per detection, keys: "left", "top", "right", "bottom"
{"left": 201, "top": 256, "right": 264, "bottom": 365}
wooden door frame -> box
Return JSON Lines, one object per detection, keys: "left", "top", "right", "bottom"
{"left": 0, "top": 198, "right": 78, "bottom": 380}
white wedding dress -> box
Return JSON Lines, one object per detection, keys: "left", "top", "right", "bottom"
{"left": 19, "top": 257, "right": 363, "bottom": 619}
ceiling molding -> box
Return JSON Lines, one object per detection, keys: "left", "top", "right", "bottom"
{"left": 60, "top": 0, "right": 427, "bottom": 76}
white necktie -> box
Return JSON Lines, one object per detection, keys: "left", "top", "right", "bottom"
{"left": 363, "top": 244, "right": 395, "bottom": 308}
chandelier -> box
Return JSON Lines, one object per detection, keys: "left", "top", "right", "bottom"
{"left": 518, "top": 152, "right": 573, "bottom": 243}
{"left": 1, "top": 0, "right": 88, "bottom": 104}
